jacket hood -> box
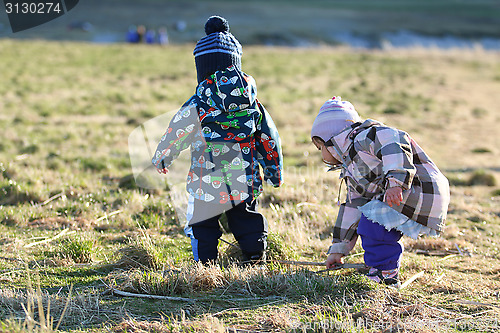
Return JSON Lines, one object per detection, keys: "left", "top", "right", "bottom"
{"left": 327, "top": 119, "right": 380, "bottom": 161}
{"left": 196, "top": 66, "right": 257, "bottom": 112}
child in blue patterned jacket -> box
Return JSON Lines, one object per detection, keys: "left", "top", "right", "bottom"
{"left": 152, "top": 16, "right": 283, "bottom": 264}
{"left": 311, "top": 96, "right": 450, "bottom": 286}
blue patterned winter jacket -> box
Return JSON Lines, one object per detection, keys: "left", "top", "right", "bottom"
{"left": 152, "top": 66, "right": 283, "bottom": 204}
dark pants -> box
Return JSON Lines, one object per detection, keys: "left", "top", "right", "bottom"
{"left": 184, "top": 199, "right": 268, "bottom": 263}
{"left": 357, "top": 214, "right": 403, "bottom": 270}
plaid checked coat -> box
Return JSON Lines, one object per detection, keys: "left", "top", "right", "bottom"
{"left": 326, "top": 119, "right": 450, "bottom": 255}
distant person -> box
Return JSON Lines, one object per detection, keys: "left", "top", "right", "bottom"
{"left": 145, "top": 28, "right": 156, "bottom": 44}
{"left": 174, "top": 20, "right": 187, "bottom": 32}
{"left": 137, "top": 25, "right": 146, "bottom": 43}
{"left": 158, "top": 27, "right": 169, "bottom": 46}
{"left": 152, "top": 16, "right": 283, "bottom": 264}
{"left": 126, "top": 25, "right": 140, "bottom": 43}
{"left": 311, "top": 97, "right": 450, "bottom": 287}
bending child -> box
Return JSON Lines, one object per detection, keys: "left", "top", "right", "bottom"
{"left": 311, "top": 96, "right": 450, "bottom": 286}
{"left": 152, "top": 16, "right": 283, "bottom": 264}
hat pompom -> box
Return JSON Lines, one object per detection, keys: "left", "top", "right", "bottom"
{"left": 205, "top": 16, "right": 230, "bottom": 35}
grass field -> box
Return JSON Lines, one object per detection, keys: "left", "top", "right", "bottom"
{"left": 1, "top": 39, "right": 500, "bottom": 332}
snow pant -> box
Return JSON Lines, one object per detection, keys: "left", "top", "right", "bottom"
{"left": 357, "top": 214, "right": 403, "bottom": 270}
{"left": 184, "top": 198, "right": 268, "bottom": 264}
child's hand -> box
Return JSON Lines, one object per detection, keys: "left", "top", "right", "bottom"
{"left": 325, "top": 253, "right": 344, "bottom": 269}
{"left": 157, "top": 168, "right": 168, "bottom": 174}
{"left": 385, "top": 186, "right": 403, "bottom": 207}
{"left": 156, "top": 160, "right": 168, "bottom": 174}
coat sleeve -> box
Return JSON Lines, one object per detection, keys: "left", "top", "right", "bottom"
{"left": 254, "top": 101, "right": 283, "bottom": 187}
{"left": 151, "top": 98, "right": 199, "bottom": 172}
{"left": 327, "top": 195, "right": 366, "bottom": 255}
{"left": 371, "top": 127, "right": 416, "bottom": 190}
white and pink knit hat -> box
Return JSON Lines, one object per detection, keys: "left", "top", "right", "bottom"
{"left": 310, "top": 96, "right": 361, "bottom": 142}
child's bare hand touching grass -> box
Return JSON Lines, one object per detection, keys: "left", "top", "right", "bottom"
{"left": 325, "top": 253, "right": 344, "bottom": 269}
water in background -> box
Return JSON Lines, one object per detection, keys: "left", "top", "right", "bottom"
{"left": 332, "top": 30, "right": 500, "bottom": 51}
{"left": 83, "top": 30, "right": 500, "bottom": 51}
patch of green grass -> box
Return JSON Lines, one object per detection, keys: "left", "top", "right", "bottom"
{"left": 472, "top": 107, "right": 489, "bottom": 117}
{"left": 59, "top": 237, "right": 95, "bottom": 264}
{"left": 468, "top": 169, "right": 497, "bottom": 187}
{"left": 133, "top": 200, "right": 178, "bottom": 229}
{"left": 105, "top": 233, "right": 192, "bottom": 270}
{"left": 0, "top": 179, "right": 41, "bottom": 206}
{"left": 447, "top": 175, "right": 469, "bottom": 187}
{"left": 471, "top": 147, "right": 492, "bottom": 154}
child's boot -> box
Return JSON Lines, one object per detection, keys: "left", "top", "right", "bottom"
{"left": 365, "top": 267, "right": 400, "bottom": 288}
{"left": 241, "top": 251, "right": 266, "bottom": 266}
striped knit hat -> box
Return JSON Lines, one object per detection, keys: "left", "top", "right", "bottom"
{"left": 193, "top": 16, "right": 242, "bottom": 83}
{"left": 311, "top": 97, "right": 362, "bottom": 142}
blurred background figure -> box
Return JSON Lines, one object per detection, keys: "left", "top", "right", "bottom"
{"left": 145, "top": 28, "right": 156, "bottom": 44}
{"left": 174, "top": 20, "right": 186, "bottom": 32}
{"left": 158, "top": 27, "right": 169, "bottom": 46}
{"left": 136, "top": 25, "right": 146, "bottom": 43}
{"left": 126, "top": 24, "right": 139, "bottom": 43}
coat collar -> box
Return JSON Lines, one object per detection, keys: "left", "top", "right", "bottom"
{"left": 195, "top": 66, "right": 257, "bottom": 113}
{"left": 326, "top": 119, "right": 382, "bottom": 167}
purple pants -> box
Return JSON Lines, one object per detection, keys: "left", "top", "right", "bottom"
{"left": 357, "top": 214, "right": 403, "bottom": 270}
